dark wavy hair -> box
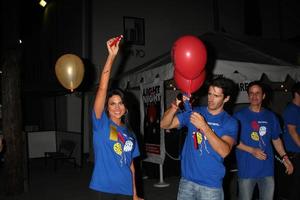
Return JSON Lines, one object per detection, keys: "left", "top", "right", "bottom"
{"left": 105, "top": 89, "right": 133, "bottom": 130}
{"left": 208, "top": 77, "right": 237, "bottom": 100}
{"left": 105, "top": 89, "right": 127, "bottom": 108}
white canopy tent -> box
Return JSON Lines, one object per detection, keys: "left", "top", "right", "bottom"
{"left": 119, "top": 59, "right": 300, "bottom": 89}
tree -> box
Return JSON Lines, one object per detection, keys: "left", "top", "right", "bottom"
{"left": 0, "top": 0, "right": 24, "bottom": 195}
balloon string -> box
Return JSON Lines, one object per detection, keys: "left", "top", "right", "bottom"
{"left": 188, "top": 79, "right": 192, "bottom": 96}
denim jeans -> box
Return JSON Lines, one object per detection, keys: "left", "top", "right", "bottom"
{"left": 177, "top": 178, "right": 224, "bottom": 200}
{"left": 238, "top": 176, "right": 274, "bottom": 200}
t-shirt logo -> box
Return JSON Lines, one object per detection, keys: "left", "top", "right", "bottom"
{"left": 113, "top": 142, "right": 122, "bottom": 155}
{"left": 124, "top": 140, "right": 133, "bottom": 152}
{"left": 196, "top": 132, "right": 202, "bottom": 144}
{"left": 250, "top": 120, "right": 266, "bottom": 150}
{"left": 251, "top": 120, "right": 259, "bottom": 131}
{"left": 251, "top": 132, "right": 259, "bottom": 141}
{"left": 259, "top": 126, "right": 266, "bottom": 136}
{"left": 109, "top": 125, "right": 118, "bottom": 141}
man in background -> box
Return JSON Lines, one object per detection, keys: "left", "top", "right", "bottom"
{"left": 282, "top": 82, "right": 300, "bottom": 200}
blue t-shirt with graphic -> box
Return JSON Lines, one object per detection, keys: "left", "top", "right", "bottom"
{"left": 89, "top": 111, "right": 140, "bottom": 195}
{"left": 177, "top": 106, "right": 238, "bottom": 188}
{"left": 283, "top": 103, "right": 300, "bottom": 153}
{"left": 234, "top": 107, "right": 281, "bottom": 178}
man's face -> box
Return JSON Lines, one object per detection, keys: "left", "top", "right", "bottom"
{"left": 248, "top": 85, "right": 265, "bottom": 106}
{"left": 207, "top": 86, "right": 228, "bottom": 112}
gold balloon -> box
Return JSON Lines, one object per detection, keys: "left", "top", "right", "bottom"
{"left": 55, "top": 54, "right": 84, "bottom": 92}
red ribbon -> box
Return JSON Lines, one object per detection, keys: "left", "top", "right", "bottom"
{"left": 193, "top": 134, "right": 198, "bottom": 149}
{"left": 118, "top": 132, "right": 125, "bottom": 144}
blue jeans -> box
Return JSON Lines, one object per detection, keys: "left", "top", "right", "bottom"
{"left": 177, "top": 178, "right": 224, "bottom": 200}
{"left": 238, "top": 176, "right": 274, "bottom": 200}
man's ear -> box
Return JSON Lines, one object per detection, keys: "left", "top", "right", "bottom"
{"left": 224, "top": 96, "right": 230, "bottom": 103}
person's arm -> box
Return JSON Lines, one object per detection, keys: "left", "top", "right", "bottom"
{"left": 272, "top": 138, "right": 294, "bottom": 175}
{"left": 130, "top": 162, "right": 143, "bottom": 200}
{"left": 190, "top": 112, "right": 234, "bottom": 158}
{"left": 286, "top": 124, "right": 300, "bottom": 147}
{"left": 93, "top": 37, "right": 120, "bottom": 119}
{"left": 160, "top": 100, "right": 180, "bottom": 129}
{"left": 236, "top": 141, "right": 267, "bottom": 160}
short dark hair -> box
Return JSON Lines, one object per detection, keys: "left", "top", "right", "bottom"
{"left": 291, "top": 82, "right": 300, "bottom": 98}
{"left": 208, "top": 77, "right": 236, "bottom": 99}
{"left": 246, "top": 81, "right": 266, "bottom": 95}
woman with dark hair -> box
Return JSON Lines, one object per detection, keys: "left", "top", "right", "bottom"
{"left": 89, "top": 37, "right": 142, "bottom": 200}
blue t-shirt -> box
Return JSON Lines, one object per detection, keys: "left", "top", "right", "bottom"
{"left": 234, "top": 107, "right": 281, "bottom": 178}
{"left": 177, "top": 106, "right": 238, "bottom": 188}
{"left": 89, "top": 111, "right": 140, "bottom": 195}
{"left": 283, "top": 103, "right": 300, "bottom": 153}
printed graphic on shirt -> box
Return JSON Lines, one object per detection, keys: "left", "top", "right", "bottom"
{"left": 193, "top": 130, "right": 209, "bottom": 155}
{"left": 109, "top": 125, "right": 118, "bottom": 141}
{"left": 259, "top": 126, "right": 266, "bottom": 136}
{"left": 109, "top": 123, "right": 135, "bottom": 165}
{"left": 114, "top": 142, "right": 122, "bottom": 155}
{"left": 250, "top": 120, "right": 266, "bottom": 150}
{"left": 251, "top": 132, "right": 259, "bottom": 141}
{"left": 124, "top": 140, "right": 133, "bottom": 152}
{"left": 196, "top": 132, "right": 202, "bottom": 144}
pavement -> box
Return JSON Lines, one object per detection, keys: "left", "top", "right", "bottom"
{"left": 1, "top": 157, "right": 288, "bottom": 200}
{"left": 0, "top": 158, "right": 179, "bottom": 200}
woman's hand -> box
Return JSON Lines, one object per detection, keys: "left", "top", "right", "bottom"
{"left": 107, "top": 36, "right": 122, "bottom": 56}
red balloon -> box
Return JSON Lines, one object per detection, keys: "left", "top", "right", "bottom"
{"left": 172, "top": 35, "right": 207, "bottom": 80}
{"left": 174, "top": 70, "right": 206, "bottom": 94}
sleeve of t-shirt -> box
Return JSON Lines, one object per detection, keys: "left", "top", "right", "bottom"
{"left": 224, "top": 117, "right": 239, "bottom": 142}
{"left": 92, "top": 110, "right": 108, "bottom": 133}
{"left": 132, "top": 135, "right": 140, "bottom": 158}
{"left": 283, "top": 106, "right": 297, "bottom": 126}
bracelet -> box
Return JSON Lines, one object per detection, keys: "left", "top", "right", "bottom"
{"left": 281, "top": 154, "right": 288, "bottom": 160}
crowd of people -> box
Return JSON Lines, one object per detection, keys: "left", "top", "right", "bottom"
{"left": 89, "top": 36, "right": 299, "bottom": 200}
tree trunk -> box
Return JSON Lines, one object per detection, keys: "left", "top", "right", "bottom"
{"left": 1, "top": 48, "right": 24, "bottom": 195}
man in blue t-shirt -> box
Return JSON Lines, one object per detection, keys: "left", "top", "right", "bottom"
{"left": 282, "top": 82, "right": 300, "bottom": 200}
{"left": 161, "top": 77, "right": 238, "bottom": 200}
{"left": 234, "top": 81, "right": 293, "bottom": 200}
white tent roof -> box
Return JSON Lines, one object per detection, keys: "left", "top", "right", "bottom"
{"left": 118, "top": 33, "right": 300, "bottom": 89}
{"left": 119, "top": 59, "right": 300, "bottom": 89}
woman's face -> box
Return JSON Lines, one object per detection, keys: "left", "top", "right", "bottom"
{"left": 107, "top": 95, "right": 126, "bottom": 121}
